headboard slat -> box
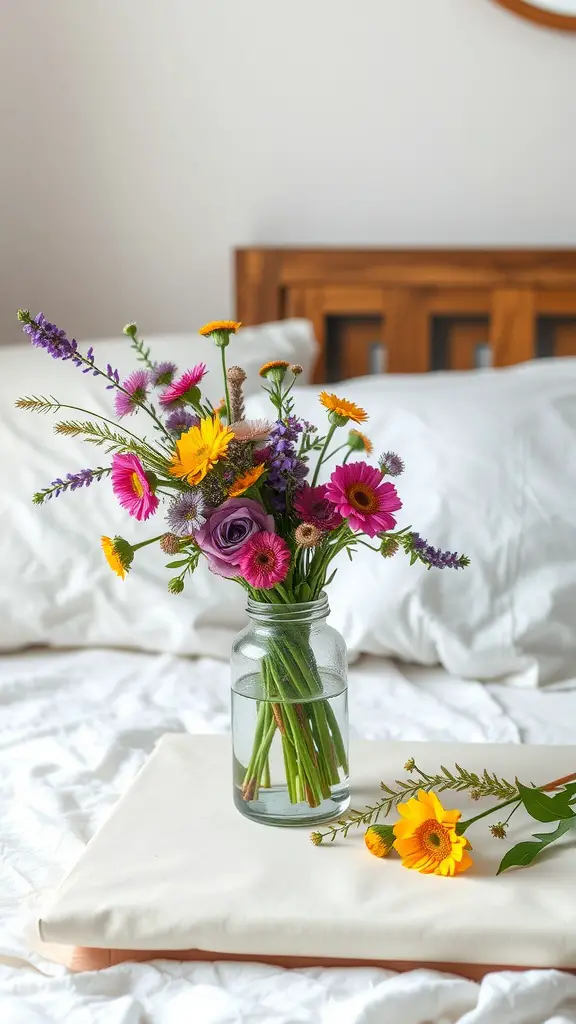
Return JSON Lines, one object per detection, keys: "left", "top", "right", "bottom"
{"left": 236, "top": 249, "right": 576, "bottom": 382}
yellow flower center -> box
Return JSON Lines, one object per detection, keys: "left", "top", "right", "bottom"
{"left": 416, "top": 819, "right": 452, "bottom": 861}
{"left": 347, "top": 483, "right": 378, "bottom": 513}
{"left": 131, "top": 472, "right": 144, "bottom": 498}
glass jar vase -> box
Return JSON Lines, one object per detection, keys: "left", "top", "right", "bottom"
{"left": 231, "top": 595, "right": 350, "bottom": 826}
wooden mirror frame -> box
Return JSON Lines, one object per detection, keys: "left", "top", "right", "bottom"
{"left": 491, "top": 0, "right": 576, "bottom": 30}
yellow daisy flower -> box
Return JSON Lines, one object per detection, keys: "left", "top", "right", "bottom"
{"left": 229, "top": 463, "right": 266, "bottom": 497}
{"left": 101, "top": 536, "right": 131, "bottom": 579}
{"left": 199, "top": 320, "right": 241, "bottom": 337}
{"left": 348, "top": 429, "right": 373, "bottom": 454}
{"left": 319, "top": 391, "right": 368, "bottom": 425}
{"left": 393, "top": 790, "right": 473, "bottom": 877}
{"left": 169, "top": 415, "right": 233, "bottom": 485}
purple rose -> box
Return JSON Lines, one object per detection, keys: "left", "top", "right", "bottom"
{"left": 195, "top": 497, "right": 275, "bottom": 578}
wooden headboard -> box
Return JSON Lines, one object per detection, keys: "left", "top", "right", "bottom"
{"left": 235, "top": 248, "right": 576, "bottom": 383}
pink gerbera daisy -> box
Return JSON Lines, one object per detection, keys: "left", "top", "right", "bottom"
{"left": 238, "top": 532, "right": 291, "bottom": 589}
{"left": 293, "top": 483, "right": 343, "bottom": 531}
{"left": 114, "top": 370, "right": 150, "bottom": 417}
{"left": 159, "top": 364, "right": 207, "bottom": 406}
{"left": 325, "top": 461, "right": 402, "bottom": 537}
{"left": 111, "top": 453, "right": 159, "bottom": 521}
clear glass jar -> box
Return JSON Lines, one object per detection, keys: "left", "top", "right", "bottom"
{"left": 231, "top": 595, "right": 350, "bottom": 826}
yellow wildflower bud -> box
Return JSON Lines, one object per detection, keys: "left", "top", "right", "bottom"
{"left": 365, "top": 824, "right": 395, "bottom": 858}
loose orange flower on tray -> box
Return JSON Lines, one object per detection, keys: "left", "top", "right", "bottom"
{"left": 393, "top": 791, "right": 473, "bottom": 876}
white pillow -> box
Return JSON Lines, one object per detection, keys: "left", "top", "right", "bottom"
{"left": 0, "top": 321, "right": 316, "bottom": 655}
{"left": 246, "top": 359, "right": 576, "bottom": 687}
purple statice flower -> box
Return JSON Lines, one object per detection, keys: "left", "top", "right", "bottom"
{"left": 114, "top": 369, "right": 150, "bottom": 417}
{"left": 409, "top": 533, "right": 470, "bottom": 570}
{"left": 151, "top": 361, "right": 177, "bottom": 388}
{"left": 166, "top": 492, "right": 207, "bottom": 536}
{"left": 165, "top": 409, "right": 200, "bottom": 435}
{"left": 378, "top": 451, "right": 405, "bottom": 477}
{"left": 265, "top": 417, "right": 309, "bottom": 511}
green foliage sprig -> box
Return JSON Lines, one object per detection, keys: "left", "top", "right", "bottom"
{"left": 53, "top": 418, "right": 171, "bottom": 475}
{"left": 165, "top": 545, "right": 202, "bottom": 594}
{"left": 127, "top": 327, "right": 155, "bottom": 371}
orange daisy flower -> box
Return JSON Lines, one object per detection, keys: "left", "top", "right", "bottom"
{"left": 348, "top": 429, "right": 373, "bottom": 454}
{"left": 199, "top": 320, "right": 241, "bottom": 337}
{"left": 319, "top": 391, "right": 368, "bottom": 424}
{"left": 259, "top": 360, "right": 290, "bottom": 378}
{"left": 229, "top": 463, "right": 266, "bottom": 497}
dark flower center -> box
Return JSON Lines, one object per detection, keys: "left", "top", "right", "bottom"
{"left": 347, "top": 484, "right": 378, "bottom": 513}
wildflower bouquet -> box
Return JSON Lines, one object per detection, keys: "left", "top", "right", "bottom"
{"left": 16, "top": 310, "right": 469, "bottom": 820}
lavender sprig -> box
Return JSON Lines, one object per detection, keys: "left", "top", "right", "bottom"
{"left": 401, "top": 531, "right": 470, "bottom": 570}
{"left": 33, "top": 466, "right": 112, "bottom": 505}
{"left": 18, "top": 311, "right": 172, "bottom": 445}
{"left": 18, "top": 311, "right": 120, "bottom": 382}
{"left": 266, "top": 417, "right": 309, "bottom": 511}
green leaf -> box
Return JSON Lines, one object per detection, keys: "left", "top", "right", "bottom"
{"left": 497, "top": 819, "right": 574, "bottom": 875}
{"left": 497, "top": 841, "right": 544, "bottom": 874}
{"left": 517, "top": 782, "right": 576, "bottom": 822}
{"left": 409, "top": 551, "right": 418, "bottom": 566}
{"left": 560, "top": 782, "right": 576, "bottom": 799}
{"left": 165, "top": 558, "right": 189, "bottom": 568}
{"left": 532, "top": 819, "right": 575, "bottom": 844}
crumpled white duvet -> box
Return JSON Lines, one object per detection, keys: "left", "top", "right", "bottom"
{"left": 2, "top": 647, "right": 576, "bottom": 1024}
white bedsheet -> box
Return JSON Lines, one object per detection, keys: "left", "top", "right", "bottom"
{"left": 2, "top": 648, "right": 576, "bottom": 1023}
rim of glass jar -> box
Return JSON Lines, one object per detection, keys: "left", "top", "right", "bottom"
{"left": 246, "top": 593, "right": 329, "bottom": 624}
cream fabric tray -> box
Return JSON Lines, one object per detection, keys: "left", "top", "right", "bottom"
{"left": 38, "top": 735, "right": 576, "bottom": 971}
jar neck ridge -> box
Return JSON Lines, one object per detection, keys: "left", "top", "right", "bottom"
{"left": 245, "top": 594, "right": 329, "bottom": 625}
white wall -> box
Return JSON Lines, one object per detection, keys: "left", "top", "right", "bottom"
{"left": 1, "top": 0, "right": 575, "bottom": 346}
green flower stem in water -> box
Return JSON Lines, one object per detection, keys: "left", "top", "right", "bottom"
{"left": 240, "top": 627, "right": 347, "bottom": 809}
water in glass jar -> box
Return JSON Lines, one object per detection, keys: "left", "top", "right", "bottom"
{"left": 232, "top": 671, "right": 350, "bottom": 826}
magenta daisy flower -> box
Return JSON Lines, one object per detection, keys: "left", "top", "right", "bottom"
{"left": 325, "top": 461, "right": 402, "bottom": 537}
{"left": 111, "top": 453, "right": 159, "bottom": 521}
{"left": 293, "top": 483, "right": 343, "bottom": 532}
{"left": 238, "top": 532, "right": 291, "bottom": 589}
{"left": 114, "top": 370, "right": 151, "bottom": 418}
{"left": 159, "top": 364, "right": 207, "bottom": 406}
